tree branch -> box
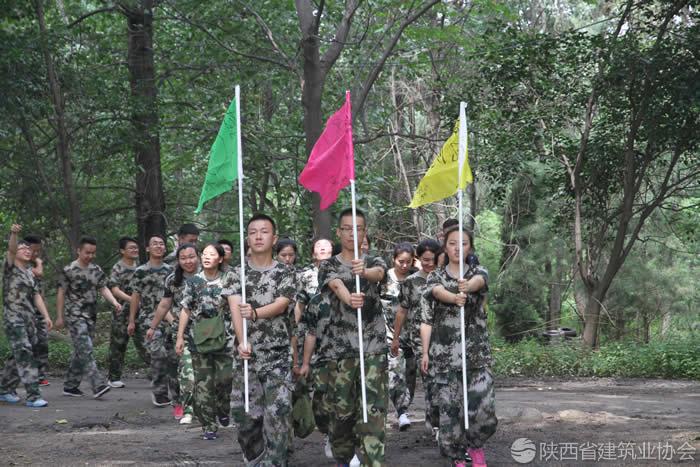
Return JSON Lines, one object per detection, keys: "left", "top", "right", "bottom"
{"left": 68, "top": 6, "right": 116, "bottom": 28}
{"left": 320, "top": 0, "right": 361, "bottom": 73}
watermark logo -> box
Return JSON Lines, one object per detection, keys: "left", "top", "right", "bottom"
{"left": 511, "top": 438, "right": 537, "bottom": 464}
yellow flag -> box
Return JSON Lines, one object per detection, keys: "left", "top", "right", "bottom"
{"left": 408, "top": 126, "right": 472, "bottom": 208}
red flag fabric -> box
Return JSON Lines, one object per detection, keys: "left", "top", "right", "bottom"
{"left": 299, "top": 91, "right": 355, "bottom": 210}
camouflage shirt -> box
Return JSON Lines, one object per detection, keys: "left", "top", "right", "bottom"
{"left": 380, "top": 268, "right": 405, "bottom": 343}
{"left": 163, "top": 251, "right": 176, "bottom": 267}
{"left": 162, "top": 271, "right": 194, "bottom": 323}
{"left": 180, "top": 270, "right": 234, "bottom": 353}
{"left": 398, "top": 270, "right": 429, "bottom": 353}
{"left": 420, "top": 264, "right": 491, "bottom": 371}
{"left": 108, "top": 260, "right": 138, "bottom": 307}
{"left": 300, "top": 292, "right": 334, "bottom": 365}
{"left": 224, "top": 260, "right": 296, "bottom": 374}
{"left": 131, "top": 262, "right": 173, "bottom": 324}
{"left": 58, "top": 260, "right": 108, "bottom": 320}
{"left": 3, "top": 258, "right": 39, "bottom": 320}
{"left": 318, "top": 254, "right": 388, "bottom": 357}
{"left": 296, "top": 263, "right": 320, "bottom": 306}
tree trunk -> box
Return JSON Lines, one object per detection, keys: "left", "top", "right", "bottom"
{"left": 298, "top": 31, "right": 331, "bottom": 239}
{"left": 35, "top": 0, "right": 81, "bottom": 251}
{"left": 546, "top": 246, "right": 564, "bottom": 330}
{"left": 582, "top": 287, "right": 604, "bottom": 348}
{"left": 124, "top": 0, "right": 166, "bottom": 255}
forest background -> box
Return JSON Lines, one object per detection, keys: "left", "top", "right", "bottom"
{"left": 0, "top": 0, "right": 698, "bottom": 378}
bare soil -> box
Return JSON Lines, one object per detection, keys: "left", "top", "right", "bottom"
{"left": 1, "top": 376, "right": 698, "bottom": 466}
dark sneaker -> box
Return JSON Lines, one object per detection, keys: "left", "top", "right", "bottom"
{"left": 151, "top": 393, "right": 171, "bottom": 407}
{"left": 63, "top": 387, "right": 85, "bottom": 397}
{"left": 93, "top": 385, "right": 111, "bottom": 399}
{"left": 38, "top": 379, "right": 50, "bottom": 386}
{"left": 218, "top": 415, "right": 230, "bottom": 428}
{"left": 202, "top": 431, "right": 217, "bottom": 440}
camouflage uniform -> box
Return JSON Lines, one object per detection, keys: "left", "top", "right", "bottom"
{"left": 180, "top": 271, "right": 234, "bottom": 433}
{"left": 131, "top": 262, "right": 177, "bottom": 400}
{"left": 226, "top": 261, "right": 296, "bottom": 466}
{"left": 29, "top": 264, "right": 49, "bottom": 381}
{"left": 163, "top": 271, "right": 195, "bottom": 415}
{"left": 398, "top": 270, "right": 438, "bottom": 427}
{"left": 107, "top": 260, "right": 150, "bottom": 381}
{"left": 300, "top": 292, "right": 335, "bottom": 437}
{"left": 60, "top": 261, "right": 109, "bottom": 393}
{"left": 0, "top": 259, "right": 42, "bottom": 401}
{"left": 421, "top": 264, "right": 497, "bottom": 460}
{"left": 381, "top": 268, "right": 411, "bottom": 418}
{"left": 319, "top": 254, "right": 389, "bottom": 466}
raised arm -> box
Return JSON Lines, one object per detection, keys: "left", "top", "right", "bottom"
{"left": 6, "top": 224, "right": 21, "bottom": 265}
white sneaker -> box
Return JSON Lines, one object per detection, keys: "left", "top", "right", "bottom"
{"left": 398, "top": 413, "right": 412, "bottom": 431}
{"left": 323, "top": 435, "right": 333, "bottom": 458}
{"left": 179, "top": 414, "right": 193, "bottom": 425}
{"left": 433, "top": 427, "right": 439, "bottom": 442}
{"left": 350, "top": 454, "right": 361, "bottom": 467}
{"left": 108, "top": 380, "right": 125, "bottom": 388}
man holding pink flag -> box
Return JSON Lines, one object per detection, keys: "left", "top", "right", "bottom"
{"left": 299, "top": 92, "right": 389, "bottom": 466}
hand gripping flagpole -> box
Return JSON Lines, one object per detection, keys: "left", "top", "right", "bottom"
{"left": 458, "top": 101, "right": 469, "bottom": 430}
{"left": 346, "top": 90, "right": 368, "bottom": 423}
{"left": 234, "top": 85, "right": 249, "bottom": 413}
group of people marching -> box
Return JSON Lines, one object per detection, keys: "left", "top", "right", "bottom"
{"left": 1, "top": 210, "right": 497, "bottom": 467}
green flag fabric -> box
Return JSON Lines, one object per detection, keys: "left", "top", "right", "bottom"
{"left": 194, "top": 98, "right": 238, "bottom": 213}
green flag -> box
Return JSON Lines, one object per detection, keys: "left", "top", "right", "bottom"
{"left": 195, "top": 98, "right": 239, "bottom": 213}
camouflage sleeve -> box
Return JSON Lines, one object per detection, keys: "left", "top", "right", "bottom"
{"left": 398, "top": 279, "right": 411, "bottom": 309}
{"left": 317, "top": 259, "right": 333, "bottom": 292}
{"left": 418, "top": 292, "right": 434, "bottom": 326}
{"left": 57, "top": 266, "right": 69, "bottom": 291}
{"left": 368, "top": 255, "right": 388, "bottom": 283}
{"left": 179, "top": 279, "right": 195, "bottom": 311}
{"left": 277, "top": 266, "right": 297, "bottom": 303}
{"left": 130, "top": 269, "right": 143, "bottom": 294}
{"left": 96, "top": 266, "right": 107, "bottom": 289}
{"left": 221, "top": 268, "right": 240, "bottom": 297}
{"left": 472, "top": 265, "right": 489, "bottom": 295}
{"left": 162, "top": 274, "right": 174, "bottom": 299}
{"left": 304, "top": 293, "right": 324, "bottom": 336}
{"left": 107, "top": 264, "right": 120, "bottom": 289}
{"left": 423, "top": 270, "right": 441, "bottom": 301}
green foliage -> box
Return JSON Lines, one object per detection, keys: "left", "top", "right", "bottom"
{"left": 492, "top": 336, "right": 700, "bottom": 380}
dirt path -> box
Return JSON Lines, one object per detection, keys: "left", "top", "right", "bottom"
{"left": 1, "top": 377, "right": 698, "bottom": 466}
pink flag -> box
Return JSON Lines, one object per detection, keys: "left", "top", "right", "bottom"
{"left": 299, "top": 91, "right": 355, "bottom": 210}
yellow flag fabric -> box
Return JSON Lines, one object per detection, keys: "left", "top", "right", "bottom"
{"left": 408, "top": 128, "right": 472, "bottom": 208}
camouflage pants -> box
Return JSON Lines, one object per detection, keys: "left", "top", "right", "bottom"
{"left": 33, "top": 312, "right": 49, "bottom": 380}
{"left": 312, "top": 360, "right": 336, "bottom": 435}
{"left": 179, "top": 344, "right": 195, "bottom": 415}
{"left": 404, "top": 348, "right": 417, "bottom": 403}
{"left": 0, "top": 312, "right": 41, "bottom": 400}
{"left": 191, "top": 351, "right": 233, "bottom": 433}
{"left": 231, "top": 360, "right": 292, "bottom": 466}
{"left": 147, "top": 324, "right": 179, "bottom": 400}
{"left": 422, "top": 365, "right": 440, "bottom": 429}
{"left": 436, "top": 366, "right": 498, "bottom": 460}
{"left": 64, "top": 316, "right": 108, "bottom": 392}
{"left": 388, "top": 348, "right": 411, "bottom": 416}
{"left": 107, "top": 307, "right": 150, "bottom": 381}
{"left": 330, "top": 353, "right": 388, "bottom": 466}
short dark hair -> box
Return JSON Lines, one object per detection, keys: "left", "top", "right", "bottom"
{"left": 17, "top": 240, "right": 32, "bottom": 248}
{"left": 416, "top": 239, "right": 441, "bottom": 260}
{"left": 118, "top": 236, "right": 138, "bottom": 250}
{"left": 23, "top": 234, "right": 42, "bottom": 245}
{"left": 275, "top": 237, "right": 297, "bottom": 256}
{"left": 442, "top": 218, "right": 459, "bottom": 231}
{"left": 392, "top": 242, "right": 415, "bottom": 259}
{"left": 147, "top": 233, "right": 167, "bottom": 245}
{"left": 443, "top": 225, "right": 475, "bottom": 250}
{"left": 338, "top": 207, "right": 366, "bottom": 225}
{"left": 218, "top": 238, "right": 234, "bottom": 250}
{"left": 247, "top": 213, "right": 276, "bottom": 233}
{"left": 79, "top": 236, "right": 97, "bottom": 247}
{"left": 178, "top": 223, "right": 200, "bottom": 237}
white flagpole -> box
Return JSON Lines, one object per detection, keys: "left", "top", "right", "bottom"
{"left": 235, "top": 85, "right": 249, "bottom": 413}
{"left": 458, "top": 101, "right": 469, "bottom": 430}
{"left": 350, "top": 179, "right": 368, "bottom": 423}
